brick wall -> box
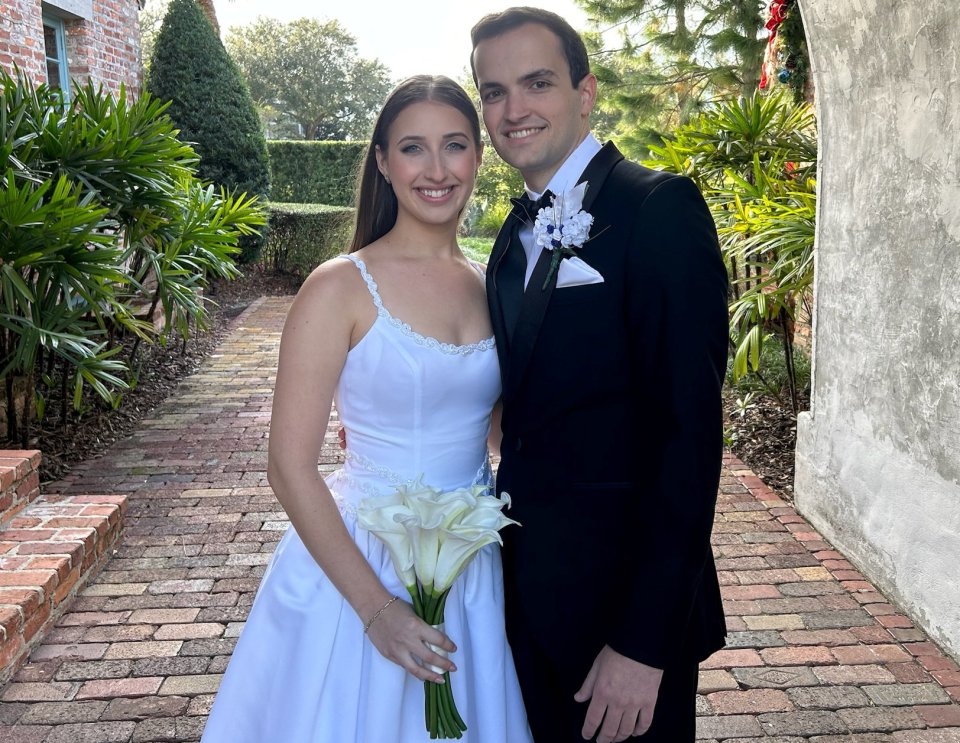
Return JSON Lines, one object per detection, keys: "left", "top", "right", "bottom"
{"left": 0, "top": 0, "right": 141, "bottom": 97}
{"left": 0, "top": 0, "right": 46, "bottom": 81}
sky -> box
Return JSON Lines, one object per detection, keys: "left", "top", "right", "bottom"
{"left": 211, "top": 0, "right": 590, "bottom": 81}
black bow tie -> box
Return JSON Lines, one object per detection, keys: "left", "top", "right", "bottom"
{"left": 510, "top": 189, "right": 555, "bottom": 221}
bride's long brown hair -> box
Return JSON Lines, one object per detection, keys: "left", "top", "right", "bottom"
{"left": 348, "top": 76, "right": 482, "bottom": 254}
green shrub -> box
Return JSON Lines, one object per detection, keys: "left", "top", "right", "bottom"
{"left": 458, "top": 237, "right": 494, "bottom": 264}
{"left": 147, "top": 0, "right": 270, "bottom": 262}
{"left": 268, "top": 141, "right": 366, "bottom": 206}
{"left": 264, "top": 203, "right": 354, "bottom": 277}
{"left": 467, "top": 146, "right": 524, "bottom": 237}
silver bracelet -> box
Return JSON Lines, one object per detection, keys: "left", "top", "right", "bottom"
{"left": 363, "top": 595, "right": 400, "bottom": 633}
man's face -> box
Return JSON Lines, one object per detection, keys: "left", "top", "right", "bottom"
{"left": 473, "top": 22, "right": 596, "bottom": 193}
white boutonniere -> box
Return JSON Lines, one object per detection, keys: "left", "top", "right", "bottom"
{"left": 533, "top": 181, "right": 595, "bottom": 290}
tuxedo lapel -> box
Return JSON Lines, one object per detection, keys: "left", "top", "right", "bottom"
{"left": 502, "top": 245, "right": 555, "bottom": 402}
{"left": 487, "top": 204, "right": 527, "bottom": 381}
{"left": 500, "top": 141, "right": 626, "bottom": 402}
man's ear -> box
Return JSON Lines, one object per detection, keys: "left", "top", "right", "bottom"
{"left": 578, "top": 73, "right": 598, "bottom": 118}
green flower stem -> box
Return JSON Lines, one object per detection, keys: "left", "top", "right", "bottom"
{"left": 417, "top": 584, "right": 466, "bottom": 738}
{"left": 408, "top": 584, "right": 424, "bottom": 618}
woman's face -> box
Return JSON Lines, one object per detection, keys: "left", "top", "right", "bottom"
{"left": 376, "top": 101, "right": 483, "bottom": 229}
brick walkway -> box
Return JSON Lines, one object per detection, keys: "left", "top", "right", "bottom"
{"left": 1, "top": 295, "right": 959, "bottom": 742}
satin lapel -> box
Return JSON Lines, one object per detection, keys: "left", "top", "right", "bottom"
{"left": 487, "top": 204, "right": 527, "bottom": 381}
{"left": 501, "top": 141, "right": 626, "bottom": 402}
{"left": 502, "top": 245, "right": 555, "bottom": 403}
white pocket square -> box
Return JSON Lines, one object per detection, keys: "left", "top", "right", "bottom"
{"left": 556, "top": 256, "right": 604, "bottom": 288}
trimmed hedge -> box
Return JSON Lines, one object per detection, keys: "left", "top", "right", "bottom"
{"left": 265, "top": 202, "right": 355, "bottom": 277}
{"left": 268, "top": 141, "right": 366, "bottom": 206}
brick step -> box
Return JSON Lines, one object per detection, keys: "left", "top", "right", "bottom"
{"left": 0, "top": 451, "right": 126, "bottom": 685}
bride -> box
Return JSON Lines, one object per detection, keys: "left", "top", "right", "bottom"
{"left": 200, "top": 76, "right": 533, "bottom": 742}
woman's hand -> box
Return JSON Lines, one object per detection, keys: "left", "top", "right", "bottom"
{"left": 365, "top": 598, "right": 458, "bottom": 684}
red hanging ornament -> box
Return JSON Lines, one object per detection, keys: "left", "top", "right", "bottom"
{"left": 760, "top": 0, "right": 791, "bottom": 90}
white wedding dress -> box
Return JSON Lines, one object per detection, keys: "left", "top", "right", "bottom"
{"left": 201, "top": 255, "right": 533, "bottom": 743}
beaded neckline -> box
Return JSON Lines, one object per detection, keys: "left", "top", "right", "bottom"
{"left": 343, "top": 255, "right": 496, "bottom": 356}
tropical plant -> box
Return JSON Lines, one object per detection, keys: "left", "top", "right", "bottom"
{"left": 0, "top": 67, "right": 264, "bottom": 446}
{"left": 645, "top": 92, "right": 817, "bottom": 411}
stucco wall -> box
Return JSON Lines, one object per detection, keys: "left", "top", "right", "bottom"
{"left": 795, "top": 0, "right": 960, "bottom": 659}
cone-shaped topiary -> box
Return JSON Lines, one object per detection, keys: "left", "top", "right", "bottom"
{"left": 147, "top": 0, "right": 269, "bottom": 262}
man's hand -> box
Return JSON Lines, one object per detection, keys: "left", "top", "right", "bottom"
{"left": 574, "top": 645, "right": 663, "bottom": 743}
{"left": 338, "top": 427, "right": 346, "bottom": 450}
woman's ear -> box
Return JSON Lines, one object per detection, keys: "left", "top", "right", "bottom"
{"left": 375, "top": 145, "right": 391, "bottom": 184}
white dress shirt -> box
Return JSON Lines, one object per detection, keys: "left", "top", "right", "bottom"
{"left": 518, "top": 133, "right": 603, "bottom": 288}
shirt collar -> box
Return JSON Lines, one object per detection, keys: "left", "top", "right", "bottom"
{"left": 526, "top": 133, "right": 603, "bottom": 200}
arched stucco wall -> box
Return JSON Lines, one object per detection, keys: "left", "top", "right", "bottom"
{"left": 795, "top": 0, "right": 960, "bottom": 659}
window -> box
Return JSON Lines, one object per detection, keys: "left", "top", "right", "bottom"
{"left": 42, "top": 15, "right": 70, "bottom": 96}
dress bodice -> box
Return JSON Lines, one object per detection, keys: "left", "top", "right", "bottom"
{"left": 334, "top": 255, "right": 501, "bottom": 504}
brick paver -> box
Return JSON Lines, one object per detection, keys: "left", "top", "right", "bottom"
{"left": 0, "top": 295, "right": 957, "bottom": 741}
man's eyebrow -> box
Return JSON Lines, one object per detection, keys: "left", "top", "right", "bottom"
{"left": 478, "top": 68, "right": 558, "bottom": 92}
{"left": 519, "top": 68, "right": 558, "bottom": 84}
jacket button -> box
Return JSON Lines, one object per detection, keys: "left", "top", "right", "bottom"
{"left": 515, "top": 438, "right": 522, "bottom": 451}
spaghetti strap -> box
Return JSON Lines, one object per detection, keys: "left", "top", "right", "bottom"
{"left": 339, "top": 254, "right": 495, "bottom": 355}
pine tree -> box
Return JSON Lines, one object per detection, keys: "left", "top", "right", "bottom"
{"left": 581, "top": 0, "right": 767, "bottom": 152}
{"left": 147, "top": 0, "right": 269, "bottom": 261}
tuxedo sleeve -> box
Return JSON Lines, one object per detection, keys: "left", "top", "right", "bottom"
{"left": 607, "top": 174, "right": 728, "bottom": 668}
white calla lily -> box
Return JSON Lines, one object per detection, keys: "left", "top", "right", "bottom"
{"left": 432, "top": 525, "right": 504, "bottom": 593}
{"left": 356, "top": 494, "right": 417, "bottom": 590}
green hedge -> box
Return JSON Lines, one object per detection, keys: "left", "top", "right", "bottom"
{"left": 268, "top": 141, "right": 366, "bottom": 205}
{"left": 265, "top": 202, "right": 355, "bottom": 277}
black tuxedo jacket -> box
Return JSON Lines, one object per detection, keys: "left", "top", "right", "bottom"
{"left": 488, "top": 142, "right": 728, "bottom": 679}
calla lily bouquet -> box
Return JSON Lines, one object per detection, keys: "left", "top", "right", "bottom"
{"left": 357, "top": 479, "right": 518, "bottom": 739}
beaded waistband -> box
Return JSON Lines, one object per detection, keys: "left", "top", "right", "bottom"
{"left": 329, "top": 449, "right": 491, "bottom": 516}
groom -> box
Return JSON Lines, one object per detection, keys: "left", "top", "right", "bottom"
{"left": 471, "top": 8, "right": 729, "bottom": 742}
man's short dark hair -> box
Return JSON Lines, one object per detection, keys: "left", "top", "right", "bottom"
{"left": 470, "top": 7, "right": 591, "bottom": 88}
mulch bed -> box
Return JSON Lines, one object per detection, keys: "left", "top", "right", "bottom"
{"left": 723, "top": 388, "right": 809, "bottom": 500}
{"left": 7, "top": 266, "right": 804, "bottom": 498}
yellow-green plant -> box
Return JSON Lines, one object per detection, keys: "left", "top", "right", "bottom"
{"left": 646, "top": 92, "right": 816, "bottom": 412}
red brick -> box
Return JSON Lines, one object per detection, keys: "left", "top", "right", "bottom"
{"left": 931, "top": 670, "right": 960, "bottom": 687}
{"left": 721, "top": 584, "right": 783, "bottom": 601}
{"left": 760, "top": 646, "right": 834, "bottom": 666}
{"left": 24, "top": 555, "right": 72, "bottom": 580}
{"left": 0, "top": 606, "right": 22, "bottom": 637}
{"left": 21, "top": 599, "right": 51, "bottom": 642}
{"left": 832, "top": 644, "right": 911, "bottom": 664}
{"left": 851, "top": 625, "right": 894, "bottom": 643}
{"left": 0, "top": 570, "right": 58, "bottom": 594}
{"left": 52, "top": 567, "right": 81, "bottom": 606}
{"left": 0, "top": 633, "right": 24, "bottom": 669}
{"left": 915, "top": 704, "right": 960, "bottom": 727}
{"left": 699, "top": 649, "right": 765, "bottom": 669}
{"left": 15, "top": 542, "right": 85, "bottom": 562}
{"left": 877, "top": 614, "right": 915, "bottom": 629}
{"left": 706, "top": 689, "right": 794, "bottom": 714}
{"left": 0, "top": 587, "right": 43, "bottom": 616}
{"left": 885, "top": 662, "right": 933, "bottom": 683}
